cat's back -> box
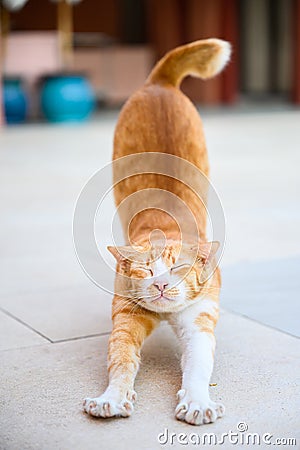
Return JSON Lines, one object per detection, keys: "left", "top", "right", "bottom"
{"left": 113, "top": 83, "right": 208, "bottom": 173}
{"left": 113, "top": 37, "right": 231, "bottom": 167}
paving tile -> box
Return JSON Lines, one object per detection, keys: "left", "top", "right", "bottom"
{"left": 221, "top": 257, "right": 300, "bottom": 337}
{"left": 0, "top": 254, "right": 89, "bottom": 297}
{"left": 0, "top": 282, "right": 113, "bottom": 342}
{"left": 0, "top": 310, "right": 46, "bottom": 351}
{"left": 206, "top": 111, "right": 300, "bottom": 267}
{"left": 0, "top": 124, "right": 115, "bottom": 299}
{"left": 0, "top": 312, "right": 299, "bottom": 450}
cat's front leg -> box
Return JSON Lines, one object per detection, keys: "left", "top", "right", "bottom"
{"left": 83, "top": 302, "right": 159, "bottom": 418}
{"left": 169, "top": 300, "right": 225, "bottom": 425}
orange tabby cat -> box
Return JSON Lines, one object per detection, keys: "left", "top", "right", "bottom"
{"left": 83, "top": 39, "right": 231, "bottom": 425}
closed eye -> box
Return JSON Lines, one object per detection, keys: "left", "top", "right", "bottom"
{"left": 137, "top": 267, "right": 153, "bottom": 276}
{"left": 130, "top": 266, "right": 154, "bottom": 279}
{"left": 171, "top": 264, "right": 189, "bottom": 272}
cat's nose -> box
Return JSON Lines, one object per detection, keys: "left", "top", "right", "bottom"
{"left": 153, "top": 280, "right": 169, "bottom": 292}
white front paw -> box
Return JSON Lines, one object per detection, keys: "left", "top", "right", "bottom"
{"left": 175, "top": 389, "right": 225, "bottom": 425}
{"left": 83, "top": 389, "right": 137, "bottom": 418}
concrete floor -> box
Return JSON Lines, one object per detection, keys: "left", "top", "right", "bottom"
{"left": 0, "top": 109, "right": 299, "bottom": 449}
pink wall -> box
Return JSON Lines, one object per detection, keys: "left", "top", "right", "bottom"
{"left": 3, "top": 32, "right": 153, "bottom": 112}
{"left": 4, "top": 31, "right": 61, "bottom": 78}
{"left": 73, "top": 46, "right": 154, "bottom": 105}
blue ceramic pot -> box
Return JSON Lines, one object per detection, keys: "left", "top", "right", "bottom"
{"left": 3, "top": 77, "right": 28, "bottom": 124}
{"left": 40, "top": 74, "right": 95, "bottom": 123}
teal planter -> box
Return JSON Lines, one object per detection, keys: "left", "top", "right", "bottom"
{"left": 3, "top": 77, "right": 28, "bottom": 124}
{"left": 40, "top": 74, "right": 95, "bottom": 123}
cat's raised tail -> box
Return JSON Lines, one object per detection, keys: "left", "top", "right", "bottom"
{"left": 147, "top": 38, "right": 231, "bottom": 88}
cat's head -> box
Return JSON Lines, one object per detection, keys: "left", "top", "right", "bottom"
{"left": 108, "top": 240, "right": 219, "bottom": 313}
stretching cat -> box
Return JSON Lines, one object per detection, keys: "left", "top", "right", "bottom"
{"left": 83, "top": 38, "right": 231, "bottom": 425}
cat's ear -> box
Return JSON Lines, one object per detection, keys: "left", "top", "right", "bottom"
{"left": 107, "top": 246, "right": 120, "bottom": 261}
{"left": 192, "top": 241, "right": 220, "bottom": 264}
{"left": 108, "top": 246, "right": 128, "bottom": 262}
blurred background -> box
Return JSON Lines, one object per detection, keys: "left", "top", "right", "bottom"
{"left": 1, "top": 0, "right": 300, "bottom": 124}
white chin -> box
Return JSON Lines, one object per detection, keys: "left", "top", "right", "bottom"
{"left": 142, "top": 298, "right": 182, "bottom": 312}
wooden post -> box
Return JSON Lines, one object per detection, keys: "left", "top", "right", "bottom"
{"left": 222, "top": 0, "right": 239, "bottom": 103}
{"left": 146, "top": 0, "right": 182, "bottom": 59}
{"left": 292, "top": 0, "right": 300, "bottom": 103}
{"left": 0, "top": 4, "right": 10, "bottom": 60}
{"left": 57, "top": 0, "right": 73, "bottom": 68}
{"left": 182, "top": 0, "right": 223, "bottom": 104}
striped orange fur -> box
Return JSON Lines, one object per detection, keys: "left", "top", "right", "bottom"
{"left": 83, "top": 38, "right": 231, "bottom": 424}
